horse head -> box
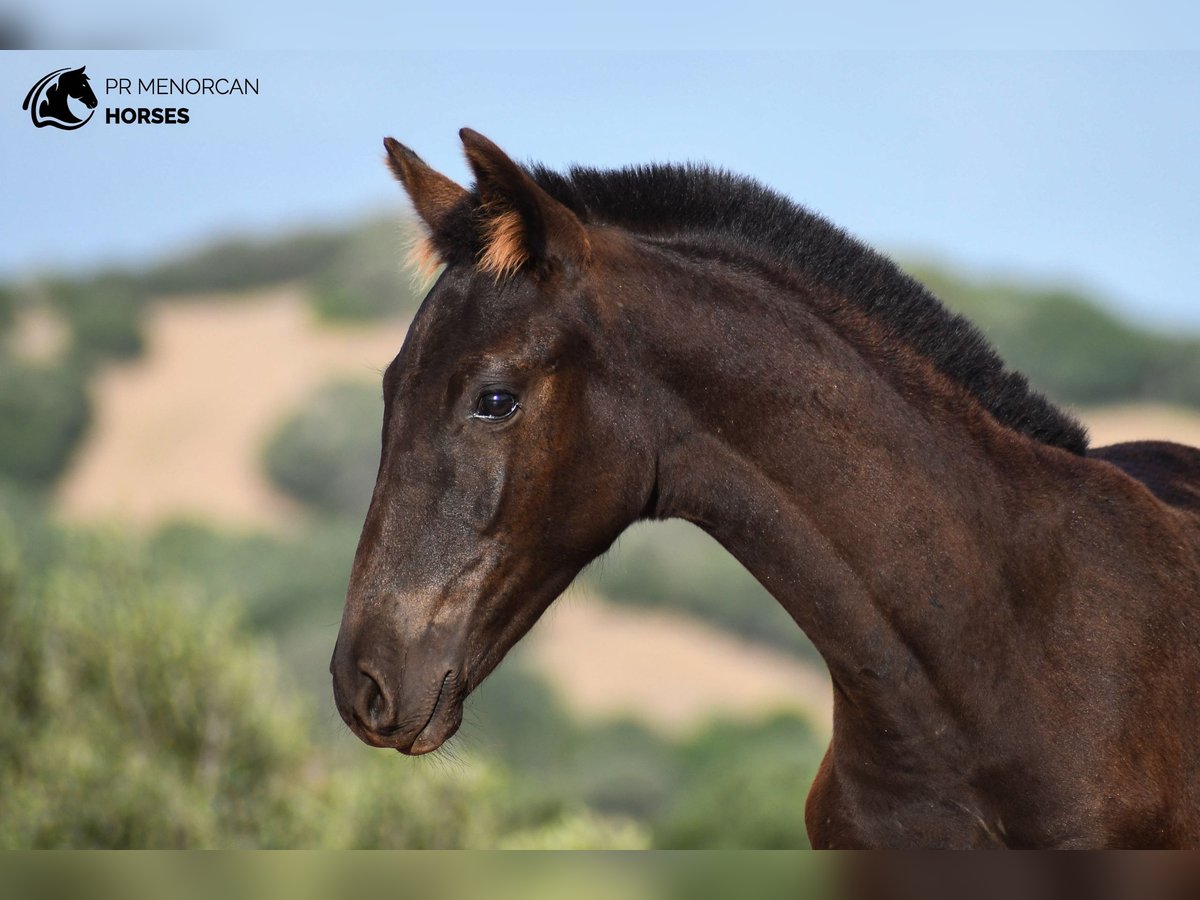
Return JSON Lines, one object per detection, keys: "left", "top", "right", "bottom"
{"left": 60, "top": 66, "right": 98, "bottom": 109}
{"left": 330, "top": 130, "right": 657, "bottom": 754}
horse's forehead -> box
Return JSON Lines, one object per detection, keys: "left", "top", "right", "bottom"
{"left": 406, "top": 282, "right": 514, "bottom": 357}
{"left": 429, "top": 270, "right": 545, "bottom": 330}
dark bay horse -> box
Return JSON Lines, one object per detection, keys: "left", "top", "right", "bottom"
{"left": 331, "top": 129, "right": 1200, "bottom": 848}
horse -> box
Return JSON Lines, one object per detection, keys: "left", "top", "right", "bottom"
{"left": 330, "top": 129, "right": 1200, "bottom": 848}
{"left": 22, "top": 66, "right": 97, "bottom": 129}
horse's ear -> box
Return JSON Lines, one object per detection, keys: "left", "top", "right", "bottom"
{"left": 383, "top": 137, "right": 468, "bottom": 232}
{"left": 459, "top": 128, "right": 589, "bottom": 279}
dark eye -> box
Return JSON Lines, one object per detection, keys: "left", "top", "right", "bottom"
{"left": 472, "top": 389, "right": 519, "bottom": 421}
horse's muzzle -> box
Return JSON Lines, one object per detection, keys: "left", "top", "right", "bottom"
{"left": 331, "top": 640, "right": 464, "bottom": 754}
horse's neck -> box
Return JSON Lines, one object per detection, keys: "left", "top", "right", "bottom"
{"left": 637, "top": 261, "right": 1061, "bottom": 740}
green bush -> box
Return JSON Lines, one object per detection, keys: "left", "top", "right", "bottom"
{"left": 0, "top": 512, "right": 644, "bottom": 849}
{"left": 496, "top": 811, "right": 649, "bottom": 850}
{"left": 47, "top": 276, "right": 145, "bottom": 363}
{"left": 561, "top": 717, "right": 679, "bottom": 821}
{"left": 653, "top": 713, "right": 824, "bottom": 849}
{"left": 310, "top": 220, "right": 428, "bottom": 322}
{"left": 136, "top": 230, "right": 348, "bottom": 297}
{"left": 467, "top": 657, "right": 825, "bottom": 848}
{"left": 466, "top": 663, "right": 584, "bottom": 774}
{"left": 147, "top": 519, "right": 359, "bottom": 634}
{"left": 908, "top": 262, "right": 1200, "bottom": 408}
{"left": 261, "top": 380, "right": 382, "bottom": 517}
{"left": 0, "top": 527, "right": 319, "bottom": 848}
{"left": 0, "top": 358, "right": 90, "bottom": 486}
{"left": 319, "top": 751, "right": 646, "bottom": 849}
{"left": 0, "top": 284, "right": 14, "bottom": 335}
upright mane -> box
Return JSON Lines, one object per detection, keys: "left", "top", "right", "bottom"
{"left": 525, "top": 162, "right": 1088, "bottom": 455}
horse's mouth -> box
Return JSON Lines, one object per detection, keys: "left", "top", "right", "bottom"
{"left": 405, "top": 671, "right": 462, "bottom": 755}
{"left": 347, "top": 670, "right": 462, "bottom": 755}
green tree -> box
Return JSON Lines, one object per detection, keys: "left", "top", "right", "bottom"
{"left": 262, "top": 380, "right": 382, "bottom": 517}
{"left": 0, "top": 359, "right": 90, "bottom": 486}
{"left": 310, "top": 220, "right": 427, "bottom": 322}
{"left": 48, "top": 275, "right": 146, "bottom": 363}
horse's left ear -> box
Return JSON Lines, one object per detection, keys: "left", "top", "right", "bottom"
{"left": 460, "top": 128, "right": 590, "bottom": 279}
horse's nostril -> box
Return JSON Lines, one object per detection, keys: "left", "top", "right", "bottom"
{"left": 356, "top": 665, "right": 389, "bottom": 730}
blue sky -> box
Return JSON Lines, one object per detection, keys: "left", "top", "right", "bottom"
{"left": 2, "top": 49, "right": 1198, "bottom": 328}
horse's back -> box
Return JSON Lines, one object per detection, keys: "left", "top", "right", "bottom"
{"left": 1090, "top": 440, "right": 1200, "bottom": 516}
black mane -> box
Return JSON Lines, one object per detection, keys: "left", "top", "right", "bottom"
{"left": 526, "top": 162, "right": 1087, "bottom": 455}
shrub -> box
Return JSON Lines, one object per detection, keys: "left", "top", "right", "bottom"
{"left": 496, "top": 811, "right": 649, "bottom": 850}
{"left": 0, "top": 527, "right": 319, "bottom": 848}
{"left": 0, "top": 358, "right": 90, "bottom": 486}
{"left": 652, "top": 713, "right": 824, "bottom": 849}
{"left": 47, "top": 275, "right": 146, "bottom": 364}
{"left": 137, "top": 231, "right": 348, "bottom": 297}
{"left": 147, "top": 519, "right": 359, "bottom": 634}
{"left": 908, "top": 262, "right": 1200, "bottom": 408}
{"left": 0, "top": 514, "right": 633, "bottom": 848}
{"left": 261, "top": 380, "right": 382, "bottom": 517}
{"left": 0, "top": 284, "right": 14, "bottom": 335}
{"left": 310, "top": 220, "right": 427, "bottom": 322}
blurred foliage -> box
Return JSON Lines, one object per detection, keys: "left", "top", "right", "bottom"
{"left": 0, "top": 523, "right": 319, "bottom": 848}
{"left": 261, "top": 380, "right": 382, "bottom": 518}
{"left": 46, "top": 275, "right": 146, "bottom": 363}
{"left": 909, "top": 262, "right": 1200, "bottom": 408}
{"left": 469, "top": 663, "right": 822, "bottom": 847}
{"left": 0, "top": 358, "right": 90, "bottom": 486}
{"left": 495, "top": 812, "right": 651, "bottom": 850}
{"left": 652, "top": 713, "right": 824, "bottom": 849}
{"left": 0, "top": 217, "right": 421, "bottom": 496}
{"left": 0, "top": 284, "right": 14, "bottom": 333}
{"left": 0, "top": 489, "right": 816, "bottom": 849}
{"left": 0, "top": 505, "right": 646, "bottom": 849}
{"left": 146, "top": 518, "right": 360, "bottom": 634}
{"left": 133, "top": 230, "right": 348, "bottom": 297}
{"left": 310, "top": 220, "right": 427, "bottom": 322}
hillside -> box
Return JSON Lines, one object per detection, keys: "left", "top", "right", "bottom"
{"left": 56, "top": 287, "right": 408, "bottom": 529}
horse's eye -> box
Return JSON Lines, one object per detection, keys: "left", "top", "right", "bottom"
{"left": 473, "top": 390, "right": 519, "bottom": 421}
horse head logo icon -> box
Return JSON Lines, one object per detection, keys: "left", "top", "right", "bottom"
{"left": 22, "top": 66, "right": 98, "bottom": 130}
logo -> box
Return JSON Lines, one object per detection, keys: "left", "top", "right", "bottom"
{"left": 22, "top": 66, "right": 98, "bottom": 130}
